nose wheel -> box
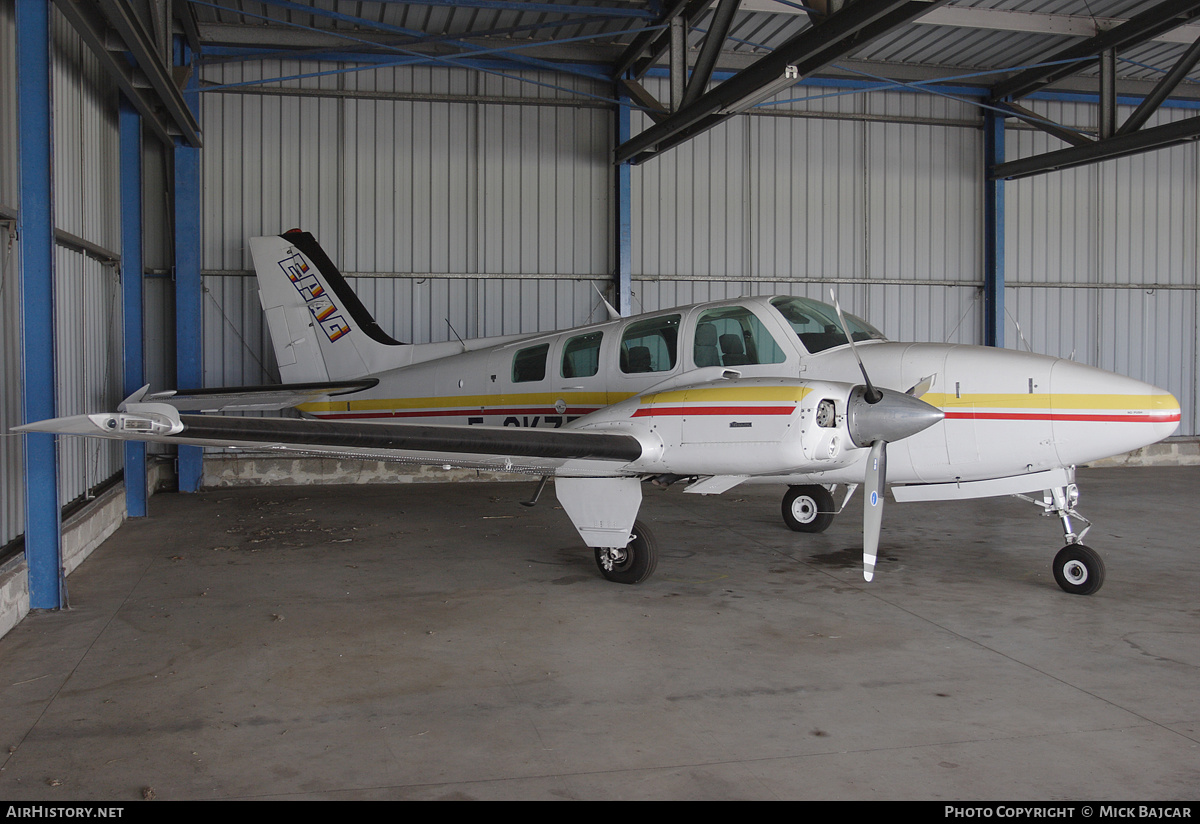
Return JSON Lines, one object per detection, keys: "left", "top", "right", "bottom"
{"left": 1053, "top": 544, "right": 1105, "bottom": 595}
{"left": 595, "top": 520, "right": 658, "bottom": 584}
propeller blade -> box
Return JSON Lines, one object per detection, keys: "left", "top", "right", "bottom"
{"left": 863, "top": 440, "right": 887, "bottom": 582}
{"left": 830, "top": 290, "right": 882, "bottom": 403}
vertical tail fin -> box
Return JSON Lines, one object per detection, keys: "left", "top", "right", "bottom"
{"left": 249, "top": 231, "right": 406, "bottom": 383}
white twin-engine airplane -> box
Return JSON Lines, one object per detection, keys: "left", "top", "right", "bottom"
{"left": 17, "top": 231, "right": 1182, "bottom": 594}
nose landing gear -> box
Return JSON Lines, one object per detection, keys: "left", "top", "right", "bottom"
{"left": 1020, "top": 477, "right": 1104, "bottom": 595}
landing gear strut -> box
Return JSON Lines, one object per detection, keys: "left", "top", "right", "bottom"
{"left": 595, "top": 520, "right": 658, "bottom": 585}
{"left": 1021, "top": 477, "right": 1105, "bottom": 595}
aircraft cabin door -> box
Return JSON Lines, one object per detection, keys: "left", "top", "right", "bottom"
{"left": 552, "top": 330, "right": 610, "bottom": 425}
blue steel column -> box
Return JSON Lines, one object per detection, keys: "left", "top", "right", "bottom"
{"left": 174, "top": 40, "right": 203, "bottom": 492}
{"left": 16, "top": 0, "right": 64, "bottom": 608}
{"left": 120, "top": 100, "right": 147, "bottom": 517}
{"left": 983, "top": 110, "right": 1006, "bottom": 348}
{"left": 615, "top": 91, "right": 633, "bottom": 316}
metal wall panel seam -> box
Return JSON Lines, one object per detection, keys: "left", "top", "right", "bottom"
{"left": 0, "top": 0, "right": 16, "bottom": 210}
{"left": 984, "top": 109, "right": 1005, "bottom": 348}
{"left": 0, "top": 220, "right": 25, "bottom": 549}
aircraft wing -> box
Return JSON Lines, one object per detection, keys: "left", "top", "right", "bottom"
{"left": 14, "top": 404, "right": 645, "bottom": 477}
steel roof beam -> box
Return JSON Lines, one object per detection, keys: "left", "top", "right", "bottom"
{"left": 618, "top": 76, "right": 668, "bottom": 121}
{"left": 991, "top": 113, "right": 1200, "bottom": 180}
{"left": 996, "top": 101, "right": 1092, "bottom": 147}
{"left": 991, "top": 0, "right": 1200, "bottom": 102}
{"left": 94, "top": 0, "right": 202, "bottom": 146}
{"left": 1117, "top": 32, "right": 1200, "bottom": 135}
{"left": 615, "top": 0, "right": 947, "bottom": 165}
{"left": 52, "top": 0, "right": 202, "bottom": 147}
{"left": 613, "top": 0, "right": 714, "bottom": 80}
{"left": 680, "top": 0, "right": 740, "bottom": 110}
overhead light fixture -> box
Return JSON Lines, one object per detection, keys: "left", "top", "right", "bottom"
{"left": 720, "top": 65, "right": 801, "bottom": 114}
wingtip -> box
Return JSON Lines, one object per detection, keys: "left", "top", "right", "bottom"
{"left": 11, "top": 414, "right": 110, "bottom": 436}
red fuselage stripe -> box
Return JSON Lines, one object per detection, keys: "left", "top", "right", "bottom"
{"left": 631, "top": 406, "right": 796, "bottom": 418}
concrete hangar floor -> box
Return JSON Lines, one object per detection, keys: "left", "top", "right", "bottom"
{"left": 0, "top": 466, "right": 1197, "bottom": 801}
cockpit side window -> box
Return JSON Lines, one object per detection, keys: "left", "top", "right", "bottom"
{"left": 620, "top": 315, "right": 680, "bottom": 374}
{"left": 769, "top": 296, "right": 886, "bottom": 354}
{"left": 694, "top": 306, "right": 787, "bottom": 367}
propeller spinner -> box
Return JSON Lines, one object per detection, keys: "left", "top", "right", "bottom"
{"left": 831, "top": 292, "right": 944, "bottom": 581}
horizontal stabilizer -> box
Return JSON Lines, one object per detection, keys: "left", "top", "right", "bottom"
{"left": 145, "top": 380, "right": 379, "bottom": 412}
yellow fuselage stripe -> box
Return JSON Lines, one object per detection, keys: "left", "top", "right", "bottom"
{"left": 921, "top": 392, "right": 1179, "bottom": 411}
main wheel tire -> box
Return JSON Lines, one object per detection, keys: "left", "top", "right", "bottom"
{"left": 782, "top": 485, "right": 835, "bottom": 533}
{"left": 1053, "top": 544, "right": 1106, "bottom": 595}
{"left": 594, "top": 520, "right": 658, "bottom": 585}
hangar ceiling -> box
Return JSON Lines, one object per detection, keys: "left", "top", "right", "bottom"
{"left": 187, "top": 0, "right": 1198, "bottom": 92}
{"left": 62, "top": 0, "right": 1200, "bottom": 176}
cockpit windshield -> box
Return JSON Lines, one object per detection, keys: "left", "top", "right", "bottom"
{"left": 769, "top": 296, "right": 887, "bottom": 354}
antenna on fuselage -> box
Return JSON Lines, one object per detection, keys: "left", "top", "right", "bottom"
{"left": 593, "top": 283, "right": 621, "bottom": 321}
{"left": 1006, "top": 307, "right": 1035, "bottom": 353}
{"left": 445, "top": 318, "right": 467, "bottom": 353}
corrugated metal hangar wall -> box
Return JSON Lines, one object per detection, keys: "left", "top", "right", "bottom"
{"left": 2, "top": 5, "right": 129, "bottom": 555}
{"left": 197, "top": 58, "right": 1198, "bottom": 438}
{"left": 2, "top": 9, "right": 1200, "bottom": 561}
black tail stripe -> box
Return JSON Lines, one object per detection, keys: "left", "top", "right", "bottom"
{"left": 281, "top": 231, "right": 406, "bottom": 347}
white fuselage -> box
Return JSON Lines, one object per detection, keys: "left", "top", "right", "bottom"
{"left": 294, "top": 296, "right": 1180, "bottom": 486}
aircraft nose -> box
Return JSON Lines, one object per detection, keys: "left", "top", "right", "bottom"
{"left": 1049, "top": 359, "right": 1181, "bottom": 463}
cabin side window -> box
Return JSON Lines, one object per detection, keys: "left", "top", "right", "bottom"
{"left": 562, "top": 332, "right": 602, "bottom": 379}
{"left": 620, "top": 315, "right": 680, "bottom": 374}
{"left": 512, "top": 343, "right": 549, "bottom": 383}
{"left": 693, "top": 306, "right": 787, "bottom": 368}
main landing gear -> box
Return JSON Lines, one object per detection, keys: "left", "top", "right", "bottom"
{"left": 595, "top": 520, "right": 658, "bottom": 585}
{"left": 781, "top": 485, "right": 836, "bottom": 533}
{"left": 1020, "top": 480, "right": 1105, "bottom": 595}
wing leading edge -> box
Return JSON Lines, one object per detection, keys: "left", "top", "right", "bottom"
{"left": 15, "top": 405, "right": 645, "bottom": 477}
